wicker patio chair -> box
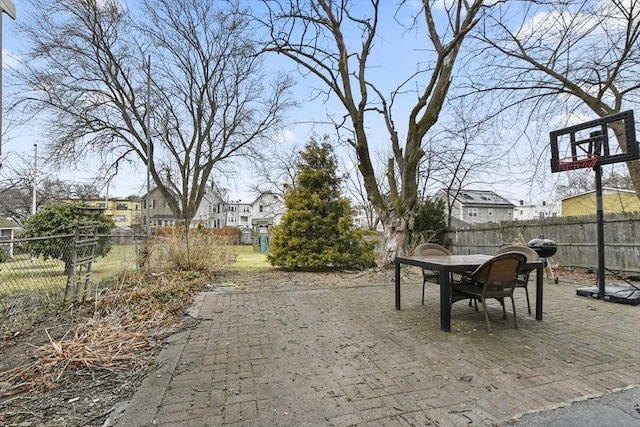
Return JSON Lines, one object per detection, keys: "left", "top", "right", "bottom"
{"left": 414, "top": 243, "right": 451, "bottom": 305}
{"left": 450, "top": 252, "right": 527, "bottom": 331}
{"left": 496, "top": 245, "right": 539, "bottom": 314}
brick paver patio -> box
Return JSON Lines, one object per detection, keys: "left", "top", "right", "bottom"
{"left": 117, "top": 273, "right": 640, "bottom": 426}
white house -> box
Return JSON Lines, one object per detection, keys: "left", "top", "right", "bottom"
{"left": 251, "top": 192, "right": 285, "bottom": 226}
{"left": 0, "top": 217, "right": 22, "bottom": 258}
{"left": 512, "top": 200, "right": 561, "bottom": 221}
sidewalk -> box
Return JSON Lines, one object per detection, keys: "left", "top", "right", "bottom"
{"left": 114, "top": 275, "right": 640, "bottom": 426}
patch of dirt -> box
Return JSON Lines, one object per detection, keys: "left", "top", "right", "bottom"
{"left": 0, "top": 265, "right": 597, "bottom": 427}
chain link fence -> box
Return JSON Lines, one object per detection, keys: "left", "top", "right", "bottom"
{"left": 0, "top": 234, "right": 143, "bottom": 323}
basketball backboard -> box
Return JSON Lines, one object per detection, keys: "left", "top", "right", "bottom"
{"left": 550, "top": 110, "right": 638, "bottom": 173}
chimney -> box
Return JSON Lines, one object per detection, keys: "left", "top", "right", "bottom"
{"left": 519, "top": 200, "right": 524, "bottom": 206}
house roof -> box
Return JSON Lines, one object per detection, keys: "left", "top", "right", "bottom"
{"left": 447, "top": 189, "right": 515, "bottom": 207}
{"left": 251, "top": 191, "right": 279, "bottom": 205}
{"left": 561, "top": 187, "right": 637, "bottom": 201}
{"left": 0, "top": 217, "right": 21, "bottom": 229}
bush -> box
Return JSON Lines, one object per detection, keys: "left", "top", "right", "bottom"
{"left": 411, "top": 198, "right": 447, "bottom": 249}
{"left": 267, "top": 136, "right": 376, "bottom": 270}
{"left": 20, "top": 203, "right": 114, "bottom": 274}
{"left": 150, "top": 229, "right": 237, "bottom": 275}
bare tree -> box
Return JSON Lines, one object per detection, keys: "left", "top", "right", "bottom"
{"left": 341, "top": 150, "right": 383, "bottom": 231}
{"left": 416, "top": 100, "right": 499, "bottom": 227}
{"left": 9, "top": 0, "right": 293, "bottom": 230}
{"left": 473, "top": 0, "right": 640, "bottom": 197}
{"left": 556, "top": 168, "right": 634, "bottom": 198}
{"left": 249, "top": 144, "right": 301, "bottom": 199}
{"left": 256, "top": 0, "right": 485, "bottom": 262}
{"left": 0, "top": 152, "right": 100, "bottom": 219}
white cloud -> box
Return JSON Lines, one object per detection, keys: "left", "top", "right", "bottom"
{"left": 275, "top": 129, "right": 296, "bottom": 144}
{"left": 2, "top": 47, "right": 18, "bottom": 69}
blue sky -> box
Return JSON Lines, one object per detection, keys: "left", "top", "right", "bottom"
{"left": 2, "top": 1, "right": 629, "bottom": 205}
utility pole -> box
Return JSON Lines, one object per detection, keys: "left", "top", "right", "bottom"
{"left": 146, "top": 55, "right": 151, "bottom": 238}
{"left": 0, "top": 0, "right": 17, "bottom": 156}
{"left": 32, "top": 143, "right": 37, "bottom": 215}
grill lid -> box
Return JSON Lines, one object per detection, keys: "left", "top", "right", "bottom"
{"left": 527, "top": 238, "right": 558, "bottom": 257}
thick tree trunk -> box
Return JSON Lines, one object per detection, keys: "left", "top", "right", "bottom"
{"left": 379, "top": 212, "right": 411, "bottom": 265}
{"left": 625, "top": 159, "right": 640, "bottom": 200}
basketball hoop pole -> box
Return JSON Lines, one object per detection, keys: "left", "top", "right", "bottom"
{"left": 594, "top": 163, "right": 606, "bottom": 298}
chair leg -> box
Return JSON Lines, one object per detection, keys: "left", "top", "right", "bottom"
{"left": 481, "top": 298, "right": 492, "bottom": 332}
{"left": 524, "top": 286, "right": 531, "bottom": 315}
{"left": 499, "top": 297, "right": 507, "bottom": 319}
{"left": 510, "top": 295, "right": 518, "bottom": 329}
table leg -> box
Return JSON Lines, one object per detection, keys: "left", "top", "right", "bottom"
{"left": 440, "top": 270, "right": 451, "bottom": 332}
{"left": 535, "top": 264, "right": 543, "bottom": 320}
{"left": 395, "top": 259, "right": 401, "bottom": 310}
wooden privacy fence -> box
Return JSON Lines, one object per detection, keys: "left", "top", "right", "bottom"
{"left": 446, "top": 212, "right": 640, "bottom": 274}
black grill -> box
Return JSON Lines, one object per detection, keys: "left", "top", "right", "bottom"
{"left": 527, "top": 238, "right": 558, "bottom": 259}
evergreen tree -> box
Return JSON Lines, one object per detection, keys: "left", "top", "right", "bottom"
{"left": 267, "top": 137, "right": 375, "bottom": 270}
{"left": 412, "top": 198, "right": 447, "bottom": 247}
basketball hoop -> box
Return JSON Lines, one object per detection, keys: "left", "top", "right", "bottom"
{"left": 558, "top": 155, "right": 599, "bottom": 171}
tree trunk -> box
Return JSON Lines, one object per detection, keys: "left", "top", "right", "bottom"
{"left": 626, "top": 159, "right": 640, "bottom": 200}
{"left": 608, "top": 120, "right": 640, "bottom": 200}
{"left": 379, "top": 211, "right": 410, "bottom": 265}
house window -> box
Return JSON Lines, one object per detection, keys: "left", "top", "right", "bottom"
{"left": 259, "top": 205, "right": 264, "bottom": 213}
{"left": 113, "top": 215, "right": 127, "bottom": 222}
{"left": 117, "top": 203, "right": 128, "bottom": 210}
{"left": 164, "top": 200, "right": 170, "bottom": 208}
{"left": 507, "top": 209, "right": 513, "bottom": 216}
{"left": 488, "top": 208, "right": 493, "bottom": 216}
{"left": 468, "top": 208, "right": 478, "bottom": 217}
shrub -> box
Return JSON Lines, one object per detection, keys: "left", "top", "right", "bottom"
{"left": 150, "top": 228, "right": 237, "bottom": 275}
{"left": 20, "top": 203, "right": 114, "bottom": 274}
{"left": 267, "top": 136, "right": 376, "bottom": 270}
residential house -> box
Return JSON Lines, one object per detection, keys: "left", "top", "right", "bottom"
{"left": 251, "top": 192, "right": 285, "bottom": 226}
{"left": 249, "top": 192, "right": 286, "bottom": 246}
{"left": 141, "top": 187, "right": 284, "bottom": 233}
{"left": 561, "top": 187, "right": 640, "bottom": 217}
{"left": 513, "top": 200, "right": 560, "bottom": 221}
{"left": 226, "top": 199, "right": 253, "bottom": 229}
{"left": 143, "top": 186, "right": 229, "bottom": 229}
{"left": 434, "top": 189, "right": 516, "bottom": 225}
{"left": 142, "top": 187, "right": 176, "bottom": 228}
{"left": 352, "top": 205, "right": 383, "bottom": 231}
{"left": 0, "top": 217, "right": 22, "bottom": 258}
{"left": 192, "top": 190, "right": 228, "bottom": 229}
{"left": 84, "top": 198, "right": 142, "bottom": 228}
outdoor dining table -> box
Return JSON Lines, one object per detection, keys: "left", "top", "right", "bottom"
{"left": 394, "top": 254, "right": 545, "bottom": 332}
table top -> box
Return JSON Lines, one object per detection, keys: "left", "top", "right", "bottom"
{"left": 395, "top": 254, "right": 492, "bottom": 268}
